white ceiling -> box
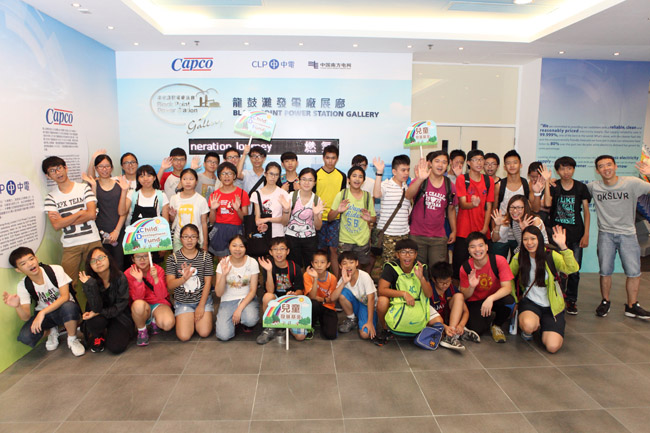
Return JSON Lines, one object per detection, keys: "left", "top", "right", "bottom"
{"left": 21, "top": 0, "right": 650, "bottom": 65}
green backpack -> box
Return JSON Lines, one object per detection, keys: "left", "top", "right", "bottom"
{"left": 384, "top": 262, "right": 431, "bottom": 335}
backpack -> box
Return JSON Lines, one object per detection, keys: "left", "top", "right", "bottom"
{"left": 496, "top": 176, "right": 530, "bottom": 211}
{"left": 384, "top": 262, "right": 431, "bottom": 335}
{"left": 23, "top": 264, "right": 79, "bottom": 306}
{"left": 464, "top": 174, "right": 491, "bottom": 210}
{"left": 129, "top": 189, "right": 163, "bottom": 224}
{"left": 341, "top": 188, "right": 371, "bottom": 211}
{"left": 544, "top": 247, "right": 567, "bottom": 296}
{"left": 410, "top": 177, "right": 454, "bottom": 224}
{"left": 243, "top": 191, "right": 272, "bottom": 257}
{"left": 290, "top": 190, "right": 319, "bottom": 213}
{"left": 414, "top": 322, "right": 445, "bottom": 350}
{"left": 462, "top": 254, "right": 500, "bottom": 282}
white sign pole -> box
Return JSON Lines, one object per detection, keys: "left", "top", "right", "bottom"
{"left": 285, "top": 328, "right": 289, "bottom": 351}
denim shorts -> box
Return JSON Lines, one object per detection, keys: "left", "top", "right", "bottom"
{"left": 597, "top": 232, "right": 641, "bottom": 277}
{"left": 174, "top": 296, "right": 215, "bottom": 316}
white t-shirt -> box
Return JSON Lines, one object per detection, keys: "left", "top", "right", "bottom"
{"left": 169, "top": 192, "right": 210, "bottom": 245}
{"left": 377, "top": 178, "right": 411, "bottom": 236}
{"left": 338, "top": 270, "right": 377, "bottom": 306}
{"left": 524, "top": 259, "right": 550, "bottom": 308}
{"left": 361, "top": 177, "right": 375, "bottom": 195}
{"left": 217, "top": 256, "right": 260, "bottom": 302}
{"left": 163, "top": 173, "right": 181, "bottom": 200}
{"left": 130, "top": 189, "right": 170, "bottom": 208}
{"left": 17, "top": 265, "right": 73, "bottom": 311}
{"left": 254, "top": 187, "right": 290, "bottom": 238}
{"left": 43, "top": 182, "right": 101, "bottom": 248}
{"left": 498, "top": 184, "right": 524, "bottom": 242}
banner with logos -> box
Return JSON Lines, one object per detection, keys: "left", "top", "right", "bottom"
{"left": 116, "top": 51, "right": 412, "bottom": 171}
{"left": 536, "top": 59, "right": 650, "bottom": 272}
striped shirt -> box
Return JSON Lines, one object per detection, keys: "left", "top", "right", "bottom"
{"left": 377, "top": 178, "right": 411, "bottom": 236}
{"left": 166, "top": 250, "right": 214, "bottom": 304}
{"left": 43, "top": 182, "right": 100, "bottom": 247}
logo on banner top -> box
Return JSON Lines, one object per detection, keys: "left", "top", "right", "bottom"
{"left": 251, "top": 59, "right": 295, "bottom": 69}
{"left": 45, "top": 108, "right": 73, "bottom": 126}
{"left": 308, "top": 61, "right": 352, "bottom": 70}
{"left": 171, "top": 57, "right": 214, "bottom": 72}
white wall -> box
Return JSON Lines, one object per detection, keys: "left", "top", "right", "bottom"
{"left": 515, "top": 58, "right": 543, "bottom": 173}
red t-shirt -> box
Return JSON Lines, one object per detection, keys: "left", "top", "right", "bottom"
{"left": 455, "top": 174, "right": 494, "bottom": 238}
{"left": 459, "top": 255, "right": 513, "bottom": 302}
{"left": 208, "top": 187, "right": 250, "bottom": 225}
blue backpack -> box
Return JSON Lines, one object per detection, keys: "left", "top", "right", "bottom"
{"left": 414, "top": 323, "right": 445, "bottom": 350}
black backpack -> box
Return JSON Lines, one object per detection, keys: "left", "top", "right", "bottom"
{"left": 410, "top": 177, "right": 454, "bottom": 224}
{"left": 496, "top": 176, "right": 530, "bottom": 211}
{"left": 23, "top": 263, "right": 79, "bottom": 305}
{"left": 464, "top": 174, "right": 491, "bottom": 210}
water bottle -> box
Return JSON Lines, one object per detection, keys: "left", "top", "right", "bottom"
{"left": 509, "top": 310, "right": 518, "bottom": 335}
{"left": 100, "top": 230, "right": 118, "bottom": 247}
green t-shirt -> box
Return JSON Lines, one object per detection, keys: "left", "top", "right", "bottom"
{"left": 331, "top": 189, "right": 376, "bottom": 246}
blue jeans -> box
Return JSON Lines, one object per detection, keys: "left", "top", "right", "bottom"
{"left": 17, "top": 301, "right": 81, "bottom": 348}
{"left": 597, "top": 232, "right": 641, "bottom": 277}
{"left": 565, "top": 241, "right": 583, "bottom": 303}
{"left": 215, "top": 297, "right": 259, "bottom": 341}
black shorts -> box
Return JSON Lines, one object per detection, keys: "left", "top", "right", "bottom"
{"left": 519, "top": 297, "right": 565, "bottom": 337}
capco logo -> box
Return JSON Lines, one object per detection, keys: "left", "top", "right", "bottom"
{"left": 45, "top": 108, "right": 73, "bottom": 126}
{"left": 171, "top": 57, "right": 214, "bottom": 72}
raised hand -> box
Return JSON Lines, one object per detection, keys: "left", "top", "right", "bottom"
{"left": 92, "top": 148, "right": 108, "bottom": 159}
{"left": 258, "top": 256, "right": 273, "bottom": 272}
{"left": 635, "top": 159, "right": 650, "bottom": 177}
{"left": 243, "top": 144, "right": 251, "bottom": 155}
{"left": 129, "top": 264, "right": 143, "bottom": 282}
{"left": 551, "top": 225, "right": 567, "bottom": 250}
{"left": 180, "top": 262, "right": 193, "bottom": 281}
{"left": 305, "top": 265, "right": 318, "bottom": 279}
{"left": 340, "top": 267, "right": 352, "bottom": 285}
{"left": 372, "top": 157, "right": 385, "bottom": 174}
{"left": 117, "top": 175, "right": 130, "bottom": 191}
{"left": 190, "top": 155, "right": 201, "bottom": 171}
{"left": 518, "top": 214, "right": 535, "bottom": 230}
{"left": 210, "top": 194, "right": 221, "bottom": 211}
{"left": 220, "top": 257, "right": 232, "bottom": 275}
{"left": 538, "top": 165, "right": 552, "bottom": 183}
{"left": 413, "top": 262, "right": 425, "bottom": 279}
{"left": 360, "top": 208, "right": 373, "bottom": 222}
{"left": 337, "top": 199, "right": 350, "bottom": 214}
{"left": 81, "top": 172, "right": 96, "bottom": 185}
{"left": 79, "top": 271, "right": 90, "bottom": 284}
{"left": 451, "top": 160, "right": 463, "bottom": 177}
{"left": 232, "top": 195, "right": 242, "bottom": 212}
{"left": 3, "top": 291, "right": 20, "bottom": 308}
{"left": 313, "top": 200, "right": 324, "bottom": 216}
{"left": 491, "top": 209, "right": 505, "bottom": 226}
{"left": 468, "top": 269, "right": 479, "bottom": 289}
{"left": 470, "top": 195, "right": 481, "bottom": 207}
{"left": 531, "top": 175, "right": 545, "bottom": 193}
{"left": 160, "top": 156, "right": 173, "bottom": 171}
{"left": 416, "top": 158, "right": 431, "bottom": 180}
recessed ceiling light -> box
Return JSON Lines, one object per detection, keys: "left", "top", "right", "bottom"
{"left": 107, "top": 25, "right": 114, "bottom": 30}
{"left": 558, "top": 50, "right": 565, "bottom": 54}
{"left": 244, "top": 42, "right": 249, "bottom": 46}
{"left": 133, "top": 42, "right": 139, "bottom": 46}
{"left": 614, "top": 52, "right": 620, "bottom": 56}
{"left": 71, "top": 3, "right": 81, "bottom": 7}
{"left": 78, "top": 8, "right": 90, "bottom": 13}
{"left": 298, "top": 42, "right": 304, "bottom": 46}
{"left": 407, "top": 45, "right": 412, "bottom": 48}
{"left": 513, "top": 0, "right": 533, "bottom": 4}
{"left": 353, "top": 43, "right": 359, "bottom": 47}
{"left": 458, "top": 47, "right": 464, "bottom": 51}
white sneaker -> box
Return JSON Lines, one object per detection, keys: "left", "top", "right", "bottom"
{"left": 45, "top": 327, "right": 59, "bottom": 351}
{"left": 68, "top": 337, "right": 85, "bottom": 357}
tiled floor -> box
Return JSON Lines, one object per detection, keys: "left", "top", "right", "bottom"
{"left": 1, "top": 273, "right": 650, "bottom": 433}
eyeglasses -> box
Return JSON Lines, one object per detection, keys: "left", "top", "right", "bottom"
{"left": 509, "top": 206, "right": 525, "bottom": 211}
{"left": 122, "top": 161, "right": 138, "bottom": 166}
{"left": 172, "top": 157, "right": 186, "bottom": 162}
{"left": 470, "top": 158, "right": 484, "bottom": 163}
{"left": 225, "top": 156, "right": 239, "bottom": 161}
{"left": 220, "top": 172, "right": 235, "bottom": 177}
{"left": 271, "top": 247, "right": 287, "bottom": 252}
{"left": 47, "top": 166, "right": 65, "bottom": 175}
{"left": 96, "top": 165, "right": 112, "bottom": 170}
{"left": 89, "top": 255, "right": 108, "bottom": 265}
{"left": 484, "top": 162, "right": 498, "bottom": 167}
{"left": 398, "top": 249, "right": 417, "bottom": 256}
{"left": 133, "top": 255, "right": 148, "bottom": 262}
{"left": 300, "top": 178, "right": 315, "bottom": 183}
{"left": 250, "top": 154, "right": 265, "bottom": 160}
{"left": 266, "top": 172, "right": 280, "bottom": 178}
{"left": 181, "top": 235, "right": 198, "bottom": 240}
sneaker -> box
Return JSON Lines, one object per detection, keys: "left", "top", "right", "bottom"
{"left": 256, "top": 327, "right": 277, "bottom": 345}
{"left": 45, "top": 327, "right": 59, "bottom": 351}
{"left": 624, "top": 302, "right": 650, "bottom": 320}
{"left": 440, "top": 335, "right": 465, "bottom": 351}
{"left": 68, "top": 338, "right": 86, "bottom": 357}
{"left": 150, "top": 322, "right": 161, "bottom": 335}
{"left": 91, "top": 336, "right": 105, "bottom": 353}
{"left": 566, "top": 300, "right": 578, "bottom": 315}
{"left": 460, "top": 327, "right": 481, "bottom": 343}
{"left": 520, "top": 331, "right": 533, "bottom": 341}
{"left": 338, "top": 317, "right": 358, "bottom": 333}
{"left": 491, "top": 324, "right": 506, "bottom": 343}
{"left": 241, "top": 324, "right": 254, "bottom": 333}
{"left": 373, "top": 328, "right": 389, "bottom": 346}
{"left": 136, "top": 329, "right": 149, "bottom": 346}
{"left": 596, "top": 299, "right": 611, "bottom": 317}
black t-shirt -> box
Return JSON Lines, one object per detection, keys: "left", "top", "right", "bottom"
{"left": 550, "top": 181, "right": 591, "bottom": 242}
{"left": 271, "top": 260, "right": 303, "bottom": 296}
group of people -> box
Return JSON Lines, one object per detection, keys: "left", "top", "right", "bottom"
{"left": 3, "top": 143, "right": 650, "bottom": 357}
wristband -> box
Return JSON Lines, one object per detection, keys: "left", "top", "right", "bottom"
{"left": 534, "top": 192, "right": 542, "bottom": 197}
{"left": 376, "top": 172, "right": 383, "bottom": 176}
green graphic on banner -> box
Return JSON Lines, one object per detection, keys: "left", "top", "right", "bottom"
{"left": 262, "top": 295, "right": 312, "bottom": 329}
{"left": 234, "top": 110, "right": 276, "bottom": 141}
{"left": 404, "top": 120, "right": 437, "bottom": 147}
{"left": 122, "top": 217, "right": 173, "bottom": 254}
